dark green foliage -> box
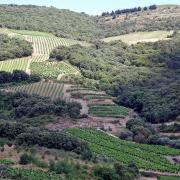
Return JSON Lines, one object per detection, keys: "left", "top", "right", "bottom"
{"left": 16, "top": 128, "right": 92, "bottom": 158}
{"left": 19, "top": 153, "right": 33, "bottom": 165}
{"left": 160, "top": 123, "right": 180, "bottom": 133}
{"left": 0, "top": 122, "right": 27, "bottom": 140}
{"left": 94, "top": 162, "right": 139, "bottom": 180}
{"left": 0, "top": 34, "right": 32, "bottom": 61}
{"left": 0, "top": 70, "right": 38, "bottom": 84}
{"left": 0, "top": 91, "right": 82, "bottom": 119}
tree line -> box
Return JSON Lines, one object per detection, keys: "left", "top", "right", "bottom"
{"left": 101, "top": 5, "right": 157, "bottom": 17}
{"left": 0, "top": 91, "right": 82, "bottom": 119}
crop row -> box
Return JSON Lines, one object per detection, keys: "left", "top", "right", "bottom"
{"left": 9, "top": 82, "right": 64, "bottom": 100}
{"left": 0, "top": 58, "right": 29, "bottom": 72}
{"left": 68, "top": 128, "right": 180, "bottom": 173}
{"left": 24, "top": 35, "right": 89, "bottom": 55}
{"left": 31, "top": 54, "right": 49, "bottom": 62}
{"left": 88, "top": 104, "right": 130, "bottom": 117}
{"left": 31, "top": 61, "right": 79, "bottom": 79}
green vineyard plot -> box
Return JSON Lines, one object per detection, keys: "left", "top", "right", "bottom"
{"left": 0, "top": 58, "right": 29, "bottom": 72}
{"left": 31, "top": 61, "right": 79, "bottom": 79}
{"left": 69, "top": 128, "right": 180, "bottom": 173}
{"left": 9, "top": 82, "right": 64, "bottom": 100}
{"left": 88, "top": 104, "right": 130, "bottom": 118}
{"left": 24, "top": 35, "right": 90, "bottom": 55}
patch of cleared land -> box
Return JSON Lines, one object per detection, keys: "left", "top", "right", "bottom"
{"left": 102, "top": 31, "right": 173, "bottom": 44}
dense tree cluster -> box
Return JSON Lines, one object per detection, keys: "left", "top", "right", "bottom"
{"left": 0, "top": 70, "right": 40, "bottom": 84}
{"left": 94, "top": 162, "right": 139, "bottom": 180}
{"left": 101, "top": 5, "right": 157, "bottom": 17}
{"left": 120, "top": 118, "right": 180, "bottom": 149}
{"left": 0, "top": 91, "right": 82, "bottom": 119}
{"left": 50, "top": 34, "right": 180, "bottom": 123}
{"left": 0, "top": 122, "right": 91, "bottom": 159}
{"left": 0, "top": 34, "right": 32, "bottom": 61}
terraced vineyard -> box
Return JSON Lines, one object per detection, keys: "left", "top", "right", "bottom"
{"left": 0, "top": 58, "right": 29, "bottom": 72}
{"left": 24, "top": 35, "right": 89, "bottom": 55}
{"left": 9, "top": 82, "right": 64, "bottom": 100}
{"left": 69, "top": 128, "right": 180, "bottom": 173}
{"left": 88, "top": 104, "right": 130, "bottom": 118}
{"left": 31, "top": 61, "right": 79, "bottom": 79}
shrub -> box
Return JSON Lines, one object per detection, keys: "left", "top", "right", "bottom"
{"left": 19, "top": 153, "right": 33, "bottom": 165}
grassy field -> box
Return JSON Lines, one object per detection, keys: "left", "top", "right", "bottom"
{"left": 0, "top": 58, "right": 29, "bottom": 72}
{"left": 158, "top": 176, "right": 180, "bottom": 180}
{"left": 31, "top": 61, "right": 79, "bottom": 79}
{"left": 102, "top": 31, "right": 173, "bottom": 44}
{"left": 88, "top": 104, "right": 130, "bottom": 118}
{"left": 8, "top": 82, "right": 64, "bottom": 100}
{"left": 69, "top": 128, "right": 180, "bottom": 173}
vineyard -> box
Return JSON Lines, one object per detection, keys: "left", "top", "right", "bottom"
{"left": 24, "top": 35, "right": 89, "bottom": 55}
{"left": 69, "top": 128, "right": 180, "bottom": 173}
{"left": 31, "top": 54, "right": 49, "bottom": 62}
{"left": 88, "top": 104, "right": 130, "bottom": 118}
{"left": 0, "top": 58, "right": 29, "bottom": 72}
{"left": 9, "top": 82, "right": 64, "bottom": 100}
{"left": 31, "top": 61, "right": 79, "bottom": 79}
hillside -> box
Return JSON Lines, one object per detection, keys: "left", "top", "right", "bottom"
{"left": 0, "top": 4, "right": 180, "bottom": 41}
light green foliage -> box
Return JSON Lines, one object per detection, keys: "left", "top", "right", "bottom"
{"left": 31, "top": 61, "right": 79, "bottom": 79}
{"left": 8, "top": 82, "right": 64, "bottom": 100}
{"left": 10, "top": 29, "right": 55, "bottom": 37}
{"left": 0, "top": 58, "right": 29, "bottom": 72}
{"left": 69, "top": 128, "right": 180, "bottom": 173}
{"left": 0, "top": 159, "right": 15, "bottom": 165}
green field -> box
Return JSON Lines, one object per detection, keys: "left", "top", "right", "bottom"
{"left": 31, "top": 61, "right": 79, "bottom": 79}
{"left": 102, "top": 31, "right": 173, "bottom": 44}
{"left": 69, "top": 128, "right": 180, "bottom": 173}
{"left": 0, "top": 58, "right": 29, "bottom": 72}
{"left": 88, "top": 104, "right": 130, "bottom": 118}
{"left": 9, "top": 82, "right": 64, "bottom": 100}
{"left": 158, "top": 176, "right": 180, "bottom": 180}
{"left": 10, "top": 29, "right": 55, "bottom": 37}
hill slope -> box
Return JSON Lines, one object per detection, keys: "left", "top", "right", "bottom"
{"left": 0, "top": 4, "right": 179, "bottom": 41}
